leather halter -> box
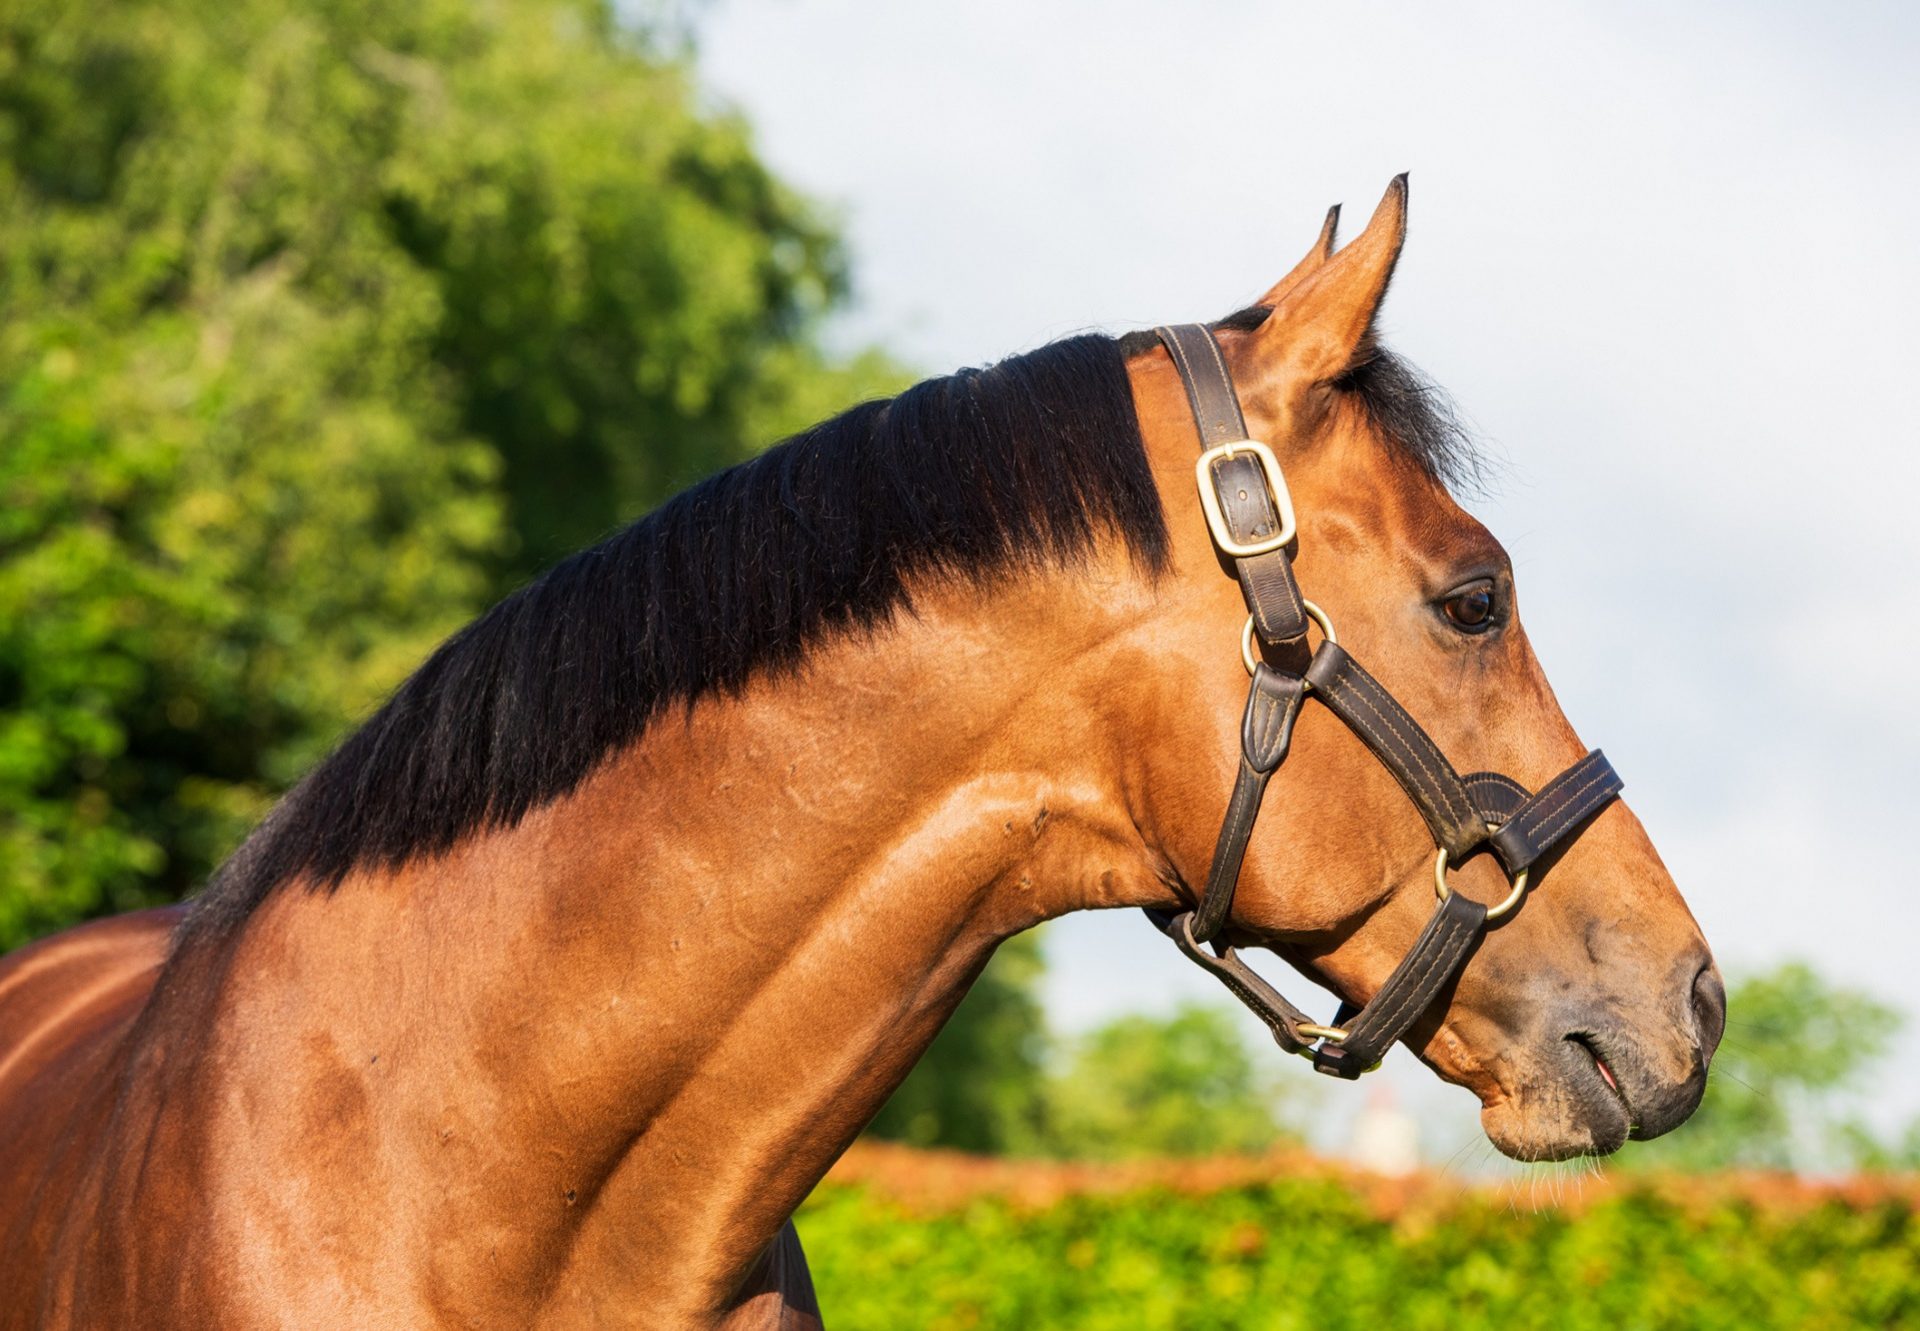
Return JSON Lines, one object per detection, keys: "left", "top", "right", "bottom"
{"left": 1143, "top": 323, "right": 1624, "bottom": 1079}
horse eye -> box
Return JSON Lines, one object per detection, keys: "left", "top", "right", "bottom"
{"left": 1441, "top": 583, "right": 1496, "bottom": 632}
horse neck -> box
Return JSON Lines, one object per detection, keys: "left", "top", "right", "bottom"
{"left": 190, "top": 556, "right": 1180, "bottom": 1324}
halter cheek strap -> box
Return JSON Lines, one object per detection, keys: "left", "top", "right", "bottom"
{"left": 1157, "top": 324, "right": 1312, "bottom": 646}
{"left": 1143, "top": 324, "right": 1623, "bottom": 1079}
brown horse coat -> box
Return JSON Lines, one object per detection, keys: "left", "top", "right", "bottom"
{"left": 0, "top": 910, "right": 822, "bottom": 1328}
{"left": 0, "top": 181, "right": 1717, "bottom": 1328}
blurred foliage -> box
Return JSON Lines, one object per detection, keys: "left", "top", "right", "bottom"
{"left": 869, "top": 941, "right": 1300, "bottom": 1160}
{"left": 1038, "top": 1002, "right": 1298, "bottom": 1160}
{"left": 1628, "top": 961, "right": 1910, "bottom": 1173}
{"left": 1849, "top": 1120, "right": 1920, "bottom": 1172}
{"left": 798, "top": 1171, "right": 1920, "bottom": 1331}
{"left": 0, "top": 0, "right": 902, "bottom": 947}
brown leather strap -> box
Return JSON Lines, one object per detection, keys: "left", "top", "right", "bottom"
{"left": 1155, "top": 325, "right": 1309, "bottom": 644}
{"left": 1310, "top": 892, "right": 1487, "bottom": 1078}
{"left": 1304, "top": 642, "right": 1486, "bottom": 859}
{"left": 1462, "top": 770, "right": 1533, "bottom": 824}
{"left": 1192, "top": 665, "right": 1308, "bottom": 942}
{"left": 1150, "top": 910, "right": 1318, "bottom": 1055}
{"left": 1156, "top": 323, "right": 1249, "bottom": 446}
{"left": 1490, "top": 749, "right": 1622, "bottom": 873}
{"left": 1237, "top": 552, "right": 1310, "bottom": 645}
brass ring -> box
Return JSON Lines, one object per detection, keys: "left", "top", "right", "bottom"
{"left": 1295, "top": 1023, "right": 1349, "bottom": 1044}
{"left": 1301, "top": 599, "right": 1337, "bottom": 646}
{"left": 1240, "top": 600, "right": 1339, "bottom": 676}
{"left": 1433, "top": 846, "right": 1530, "bottom": 921}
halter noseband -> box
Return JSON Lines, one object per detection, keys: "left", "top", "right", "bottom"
{"left": 1143, "top": 324, "right": 1623, "bottom": 1079}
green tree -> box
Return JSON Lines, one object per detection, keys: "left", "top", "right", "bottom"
{"left": 1038, "top": 1002, "right": 1301, "bottom": 1160}
{"left": 0, "top": 0, "right": 899, "bottom": 947}
{"left": 1629, "top": 960, "right": 1905, "bottom": 1172}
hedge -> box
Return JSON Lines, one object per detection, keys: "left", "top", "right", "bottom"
{"left": 795, "top": 1145, "right": 1920, "bottom": 1330}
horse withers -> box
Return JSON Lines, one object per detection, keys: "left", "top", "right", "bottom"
{"left": 0, "top": 178, "right": 1720, "bottom": 1328}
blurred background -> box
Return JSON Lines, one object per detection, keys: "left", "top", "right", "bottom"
{"left": 4, "top": 0, "right": 1916, "bottom": 1323}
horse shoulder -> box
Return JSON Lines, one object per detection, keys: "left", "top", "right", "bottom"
{"left": 0, "top": 907, "right": 184, "bottom": 1327}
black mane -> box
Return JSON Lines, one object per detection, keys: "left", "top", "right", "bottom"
{"left": 189, "top": 334, "right": 1166, "bottom": 930}
{"left": 190, "top": 317, "right": 1481, "bottom": 932}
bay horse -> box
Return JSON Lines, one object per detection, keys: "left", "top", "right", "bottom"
{"left": 0, "top": 178, "right": 1721, "bottom": 1328}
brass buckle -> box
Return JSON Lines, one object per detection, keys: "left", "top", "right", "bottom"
{"left": 1434, "top": 843, "right": 1530, "bottom": 921}
{"left": 1195, "top": 439, "right": 1296, "bottom": 558}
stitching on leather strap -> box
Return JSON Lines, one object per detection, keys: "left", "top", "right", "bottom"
{"left": 1158, "top": 328, "right": 1210, "bottom": 445}
{"left": 1335, "top": 665, "right": 1476, "bottom": 827}
{"left": 1347, "top": 902, "right": 1482, "bottom": 1055}
{"left": 1248, "top": 555, "right": 1306, "bottom": 633}
{"left": 1250, "top": 690, "right": 1281, "bottom": 759}
{"left": 1509, "top": 755, "right": 1611, "bottom": 840}
{"left": 1317, "top": 665, "right": 1446, "bottom": 802}
{"left": 1466, "top": 772, "right": 1530, "bottom": 802}
{"left": 1512, "top": 764, "right": 1588, "bottom": 831}
{"left": 1212, "top": 767, "right": 1259, "bottom": 880}
{"left": 1273, "top": 558, "right": 1304, "bottom": 621}
{"left": 1194, "top": 327, "right": 1249, "bottom": 443}
{"left": 1197, "top": 328, "right": 1245, "bottom": 436}
{"left": 1313, "top": 667, "right": 1473, "bottom": 837}
{"left": 1244, "top": 673, "right": 1301, "bottom": 771}
{"left": 1214, "top": 970, "right": 1300, "bottom": 1044}
{"left": 1349, "top": 906, "right": 1468, "bottom": 1042}
{"left": 1169, "top": 918, "right": 1309, "bottom": 1049}
{"left": 1200, "top": 761, "right": 1264, "bottom": 930}
{"left": 1518, "top": 767, "right": 1617, "bottom": 851}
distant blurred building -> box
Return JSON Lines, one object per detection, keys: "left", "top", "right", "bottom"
{"left": 1348, "top": 1084, "right": 1420, "bottom": 1176}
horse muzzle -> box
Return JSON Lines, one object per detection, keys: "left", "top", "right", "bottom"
{"left": 1480, "top": 953, "right": 1723, "bottom": 1161}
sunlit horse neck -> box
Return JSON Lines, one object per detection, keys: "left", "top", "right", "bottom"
{"left": 0, "top": 182, "right": 1717, "bottom": 1330}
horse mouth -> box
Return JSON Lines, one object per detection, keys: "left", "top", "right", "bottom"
{"left": 1566, "top": 1032, "right": 1633, "bottom": 1146}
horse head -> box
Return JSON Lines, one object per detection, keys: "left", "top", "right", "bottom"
{"left": 1124, "top": 177, "right": 1722, "bottom": 1161}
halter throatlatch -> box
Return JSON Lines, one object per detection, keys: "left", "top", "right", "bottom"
{"left": 1143, "top": 324, "right": 1623, "bottom": 1079}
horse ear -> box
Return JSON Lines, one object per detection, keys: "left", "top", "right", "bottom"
{"left": 1254, "top": 175, "right": 1407, "bottom": 390}
{"left": 1255, "top": 204, "right": 1341, "bottom": 309}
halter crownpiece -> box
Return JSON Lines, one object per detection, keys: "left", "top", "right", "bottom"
{"left": 1142, "top": 324, "right": 1623, "bottom": 1079}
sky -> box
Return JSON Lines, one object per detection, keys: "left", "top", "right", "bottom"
{"left": 693, "top": 0, "right": 1920, "bottom": 1154}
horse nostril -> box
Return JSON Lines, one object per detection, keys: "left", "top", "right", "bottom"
{"left": 1691, "top": 964, "right": 1726, "bottom": 1062}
